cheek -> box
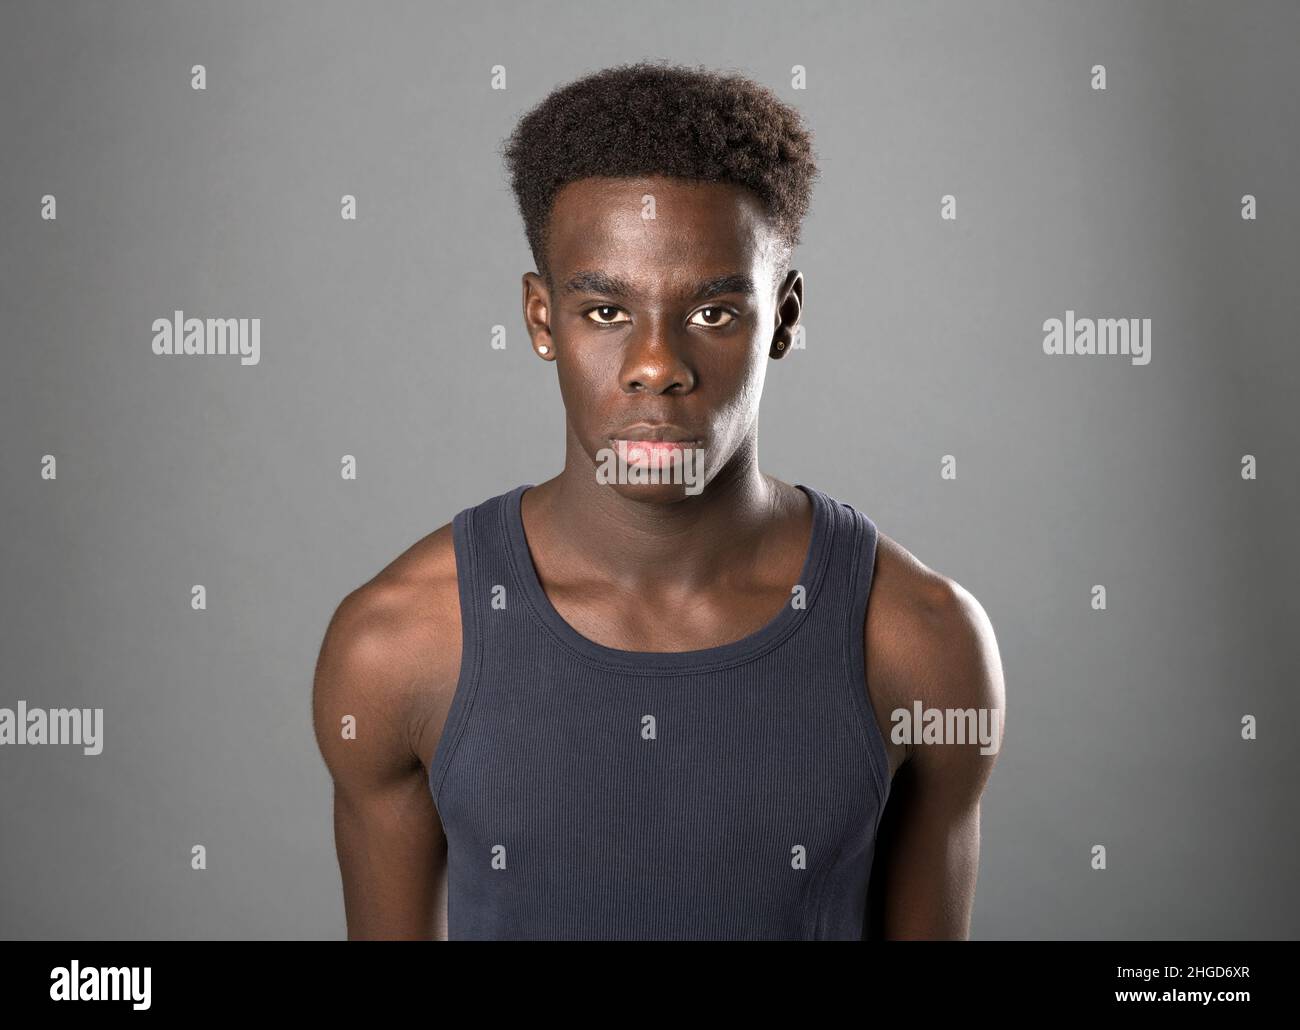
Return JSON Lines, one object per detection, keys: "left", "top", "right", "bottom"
{"left": 707, "top": 348, "right": 769, "bottom": 430}
{"left": 722, "top": 336, "right": 769, "bottom": 395}
{"left": 554, "top": 351, "right": 611, "bottom": 424}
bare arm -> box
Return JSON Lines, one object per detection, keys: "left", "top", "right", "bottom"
{"left": 311, "top": 531, "right": 461, "bottom": 940}
{"left": 868, "top": 572, "right": 1006, "bottom": 940}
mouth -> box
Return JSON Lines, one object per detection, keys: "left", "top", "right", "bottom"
{"left": 605, "top": 434, "right": 702, "bottom": 465}
{"left": 611, "top": 424, "right": 700, "bottom": 443}
{"left": 610, "top": 439, "right": 700, "bottom": 457}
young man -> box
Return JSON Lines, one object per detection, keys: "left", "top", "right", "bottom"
{"left": 313, "top": 61, "right": 1005, "bottom": 941}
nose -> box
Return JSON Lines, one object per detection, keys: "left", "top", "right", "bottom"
{"left": 620, "top": 323, "right": 696, "bottom": 395}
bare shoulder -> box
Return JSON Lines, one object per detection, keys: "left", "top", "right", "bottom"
{"left": 312, "top": 520, "right": 463, "bottom": 786}
{"left": 864, "top": 530, "right": 1006, "bottom": 777}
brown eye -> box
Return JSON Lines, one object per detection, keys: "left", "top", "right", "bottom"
{"left": 586, "top": 305, "right": 630, "bottom": 326}
{"left": 690, "top": 307, "right": 735, "bottom": 328}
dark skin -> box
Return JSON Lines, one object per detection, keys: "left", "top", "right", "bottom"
{"left": 312, "top": 175, "right": 1006, "bottom": 940}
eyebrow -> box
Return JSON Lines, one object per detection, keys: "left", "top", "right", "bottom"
{"left": 561, "top": 271, "right": 756, "bottom": 301}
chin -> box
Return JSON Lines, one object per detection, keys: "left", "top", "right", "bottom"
{"left": 602, "top": 480, "right": 706, "bottom": 503}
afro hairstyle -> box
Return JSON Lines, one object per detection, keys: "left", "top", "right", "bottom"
{"left": 501, "top": 60, "right": 820, "bottom": 287}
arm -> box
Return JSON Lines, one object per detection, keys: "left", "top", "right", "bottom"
{"left": 867, "top": 574, "right": 1006, "bottom": 940}
{"left": 312, "top": 538, "right": 461, "bottom": 940}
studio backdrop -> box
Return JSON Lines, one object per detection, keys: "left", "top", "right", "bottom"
{"left": 1, "top": 0, "right": 1296, "bottom": 939}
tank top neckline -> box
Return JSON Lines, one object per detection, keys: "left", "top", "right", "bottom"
{"left": 501, "top": 481, "right": 836, "bottom": 673}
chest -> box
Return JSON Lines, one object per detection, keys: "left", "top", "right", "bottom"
{"left": 432, "top": 668, "right": 885, "bottom": 940}
{"left": 537, "top": 578, "right": 797, "bottom": 652}
{"left": 435, "top": 665, "right": 882, "bottom": 853}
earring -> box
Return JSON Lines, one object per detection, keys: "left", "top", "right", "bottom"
{"left": 538, "top": 344, "right": 550, "bottom": 355}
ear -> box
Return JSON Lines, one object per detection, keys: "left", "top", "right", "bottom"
{"left": 769, "top": 269, "right": 803, "bottom": 360}
{"left": 769, "top": 328, "right": 792, "bottom": 360}
{"left": 522, "top": 271, "right": 557, "bottom": 361}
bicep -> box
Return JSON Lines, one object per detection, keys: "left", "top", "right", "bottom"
{"left": 332, "top": 766, "right": 446, "bottom": 940}
{"left": 869, "top": 578, "right": 1006, "bottom": 940}
{"left": 313, "top": 590, "right": 447, "bottom": 940}
{"left": 871, "top": 744, "right": 989, "bottom": 939}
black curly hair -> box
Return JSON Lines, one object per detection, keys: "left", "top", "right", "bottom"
{"left": 501, "top": 60, "right": 820, "bottom": 288}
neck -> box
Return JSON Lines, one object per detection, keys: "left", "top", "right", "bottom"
{"left": 524, "top": 427, "right": 788, "bottom": 593}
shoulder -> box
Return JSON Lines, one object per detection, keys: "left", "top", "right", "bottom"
{"left": 312, "top": 520, "right": 463, "bottom": 781}
{"left": 865, "top": 529, "right": 1006, "bottom": 768}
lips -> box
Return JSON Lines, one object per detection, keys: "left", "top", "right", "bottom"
{"left": 611, "top": 424, "right": 699, "bottom": 443}
{"left": 611, "top": 439, "right": 700, "bottom": 469}
{"left": 616, "top": 440, "right": 696, "bottom": 454}
{"left": 607, "top": 426, "right": 703, "bottom": 469}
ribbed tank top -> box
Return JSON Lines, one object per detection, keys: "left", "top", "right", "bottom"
{"left": 427, "top": 482, "right": 892, "bottom": 940}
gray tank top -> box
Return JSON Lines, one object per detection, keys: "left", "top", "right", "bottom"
{"left": 427, "top": 482, "right": 891, "bottom": 940}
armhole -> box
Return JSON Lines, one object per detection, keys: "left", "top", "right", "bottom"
{"left": 426, "top": 505, "right": 483, "bottom": 808}
{"left": 844, "top": 508, "right": 891, "bottom": 811}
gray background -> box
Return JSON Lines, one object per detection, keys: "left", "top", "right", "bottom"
{"left": 1, "top": 0, "right": 1296, "bottom": 940}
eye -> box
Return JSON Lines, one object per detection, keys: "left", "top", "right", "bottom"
{"left": 689, "top": 307, "right": 736, "bottom": 328}
{"left": 585, "top": 305, "right": 631, "bottom": 327}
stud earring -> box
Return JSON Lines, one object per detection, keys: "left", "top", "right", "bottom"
{"left": 538, "top": 344, "right": 550, "bottom": 355}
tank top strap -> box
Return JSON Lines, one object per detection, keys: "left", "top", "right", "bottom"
{"left": 449, "top": 483, "right": 523, "bottom": 633}
{"left": 428, "top": 487, "right": 528, "bottom": 802}
{"left": 793, "top": 483, "right": 880, "bottom": 637}
{"left": 795, "top": 484, "right": 888, "bottom": 804}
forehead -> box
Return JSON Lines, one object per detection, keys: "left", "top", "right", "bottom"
{"left": 545, "top": 176, "right": 776, "bottom": 291}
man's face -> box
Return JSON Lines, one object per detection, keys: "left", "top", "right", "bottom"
{"left": 523, "top": 175, "right": 801, "bottom": 500}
